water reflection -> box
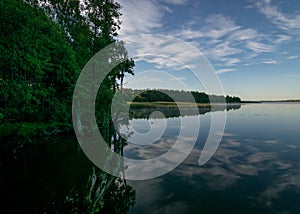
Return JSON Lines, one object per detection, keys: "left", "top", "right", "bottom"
{"left": 1, "top": 103, "right": 300, "bottom": 213}
{"left": 129, "top": 103, "right": 241, "bottom": 119}
{"left": 0, "top": 133, "right": 136, "bottom": 213}
{"left": 127, "top": 103, "right": 300, "bottom": 214}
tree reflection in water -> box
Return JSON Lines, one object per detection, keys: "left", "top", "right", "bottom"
{"left": 61, "top": 123, "right": 136, "bottom": 213}
{"left": 129, "top": 103, "right": 241, "bottom": 119}
{"left": 1, "top": 103, "right": 241, "bottom": 213}
{"left": 62, "top": 167, "right": 135, "bottom": 214}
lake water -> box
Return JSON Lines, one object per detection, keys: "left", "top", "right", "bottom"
{"left": 1, "top": 103, "right": 300, "bottom": 213}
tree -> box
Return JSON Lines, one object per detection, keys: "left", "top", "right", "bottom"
{"left": 26, "top": 0, "right": 122, "bottom": 69}
{"left": 0, "top": 0, "right": 79, "bottom": 122}
{"left": 109, "top": 41, "right": 135, "bottom": 93}
{"left": 1, "top": 0, "right": 134, "bottom": 124}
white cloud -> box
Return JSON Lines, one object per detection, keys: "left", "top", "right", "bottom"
{"left": 170, "top": 76, "right": 187, "bottom": 81}
{"left": 245, "top": 59, "right": 279, "bottom": 66}
{"left": 174, "top": 14, "right": 275, "bottom": 67}
{"left": 216, "top": 68, "right": 236, "bottom": 74}
{"left": 262, "top": 59, "right": 278, "bottom": 64}
{"left": 227, "top": 29, "right": 259, "bottom": 42}
{"left": 176, "top": 14, "right": 241, "bottom": 41}
{"left": 203, "top": 14, "right": 241, "bottom": 39}
{"left": 220, "top": 58, "right": 241, "bottom": 66}
{"left": 256, "top": 0, "right": 300, "bottom": 35}
{"left": 287, "top": 55, "right": 299, "bottom": 60}
{"left": 124, "top": 34, "right": 205, "bottom": 71}
{"left": 205, "top": 41, "right": 242, "bottom": 58}
{"left": 274, "top": 34, "right": 291, "bottom": 43}
{"left": 118, "top": 1, "right": 284, "bottom": 73}
{"left": 162, "top": 5, "right": 173, "bottom": 13}
{"left": 125, "top": 71, "right": 189, "bottom": 90}
{"left": 246, "top": 41, "right": 274, "bottom": 52}
{"left": 176, "top": 28, "right": 204, "bottom": 40}
{"left": 245, "top": 5, "right": 254, "bottom": 9}
{"left": 160, "top": 0, "right": 188, "bottom": 5}
{"left": 118, "top": 0, "right": 163, "bottom": 35}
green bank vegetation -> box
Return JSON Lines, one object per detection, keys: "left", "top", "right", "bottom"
{"left": 0, "top": 0, "right": 134, "bottom": 139}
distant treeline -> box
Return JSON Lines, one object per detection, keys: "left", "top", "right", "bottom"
{"left": 122, "top": 89, "right": 241, "bottom": 103}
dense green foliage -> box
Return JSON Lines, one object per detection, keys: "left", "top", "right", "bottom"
{"left": 0, "top": 0, "right": 134, "bottom": 136}
{"left": 124, "top": 89, "right": 241, "bottom": 103}
{"left": 0, "top": 0, "right": 80, "bottom": 123}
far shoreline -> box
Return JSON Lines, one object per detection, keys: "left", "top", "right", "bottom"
{"left": 129, "top": 100, "right": 300, "bottom": 107}
{"left": 128, "top": 101, "right": 242, "bottom": 108}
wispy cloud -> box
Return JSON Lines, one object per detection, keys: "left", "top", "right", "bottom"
{"left": 118, "top": 1, "right": 289, "bottom": 74}
{"left": 118, "top": 0, "right": 190, "bottom": 36}
{"left": 177, "top": 14, "right": 241, "bottom": 41}
{"left": 206, "top": 41, "right": 242, "bottom": 58}
{"left": 162, "top": 5, "right": 173, "bottom": 13}
{"left": 256, "top": 0, "right": 300, "bottom": 36}
{"left": 245, "top": 5, "right": 254, "bottom": 9}
{"left": 174, "top": 14, "right": 275, "bottom": 66}
{"left": 287, "top": 55, "right": 299, "bottom": 60}
{"left": 222, "top": 58, "right": 241, "bottom": 66}
{"left": 118, "top": 0, "right": 163, "bottom": 35}
{"left": 170, "top": 76, "right": 187, "bottom": 81}
{"left": 227, "top": 28, "right": 259, "bottom": 42}
{"left": 216, "top": 68, "right": 236, "bottom": 74}
{"left": 202, "top": 14, "right": 241, "bottom": 39}
{"left": 124, "top": 34, "right": 204, "bottom": 71}
{"left": 262, "top": 59, "right": 278, "bottom": 64}
{"left": 246, "top": 41, "right": 274, "bottom": 52}
{"left": 125, "top": 71, "right": 190, "bottom": 90}
{"left": 160, "top": 0, "right": 189, "bottom": 5}
{"left": 176, "top": 28, "right": 204, "bottom": 40}
{"left": 274, "top": 34, "right": 291, "bottom": 43}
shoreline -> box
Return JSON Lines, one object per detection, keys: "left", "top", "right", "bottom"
{"left": 128, "top": 101, "right": 242, "bottom": 107}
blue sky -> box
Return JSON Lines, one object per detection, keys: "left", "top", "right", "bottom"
{"left": 117, "top": 0, "right": 300, "bottom": 100}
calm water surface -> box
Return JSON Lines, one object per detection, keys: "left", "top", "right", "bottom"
{"left": 1, "top": 103, "right": 300, "bottom": 213}
{"left": 127, "top": 103, "right": 300, "bottom": 214}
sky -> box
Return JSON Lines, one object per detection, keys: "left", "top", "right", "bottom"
{"left": 116, "top": 0, "right": 300, "bottom": 100}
